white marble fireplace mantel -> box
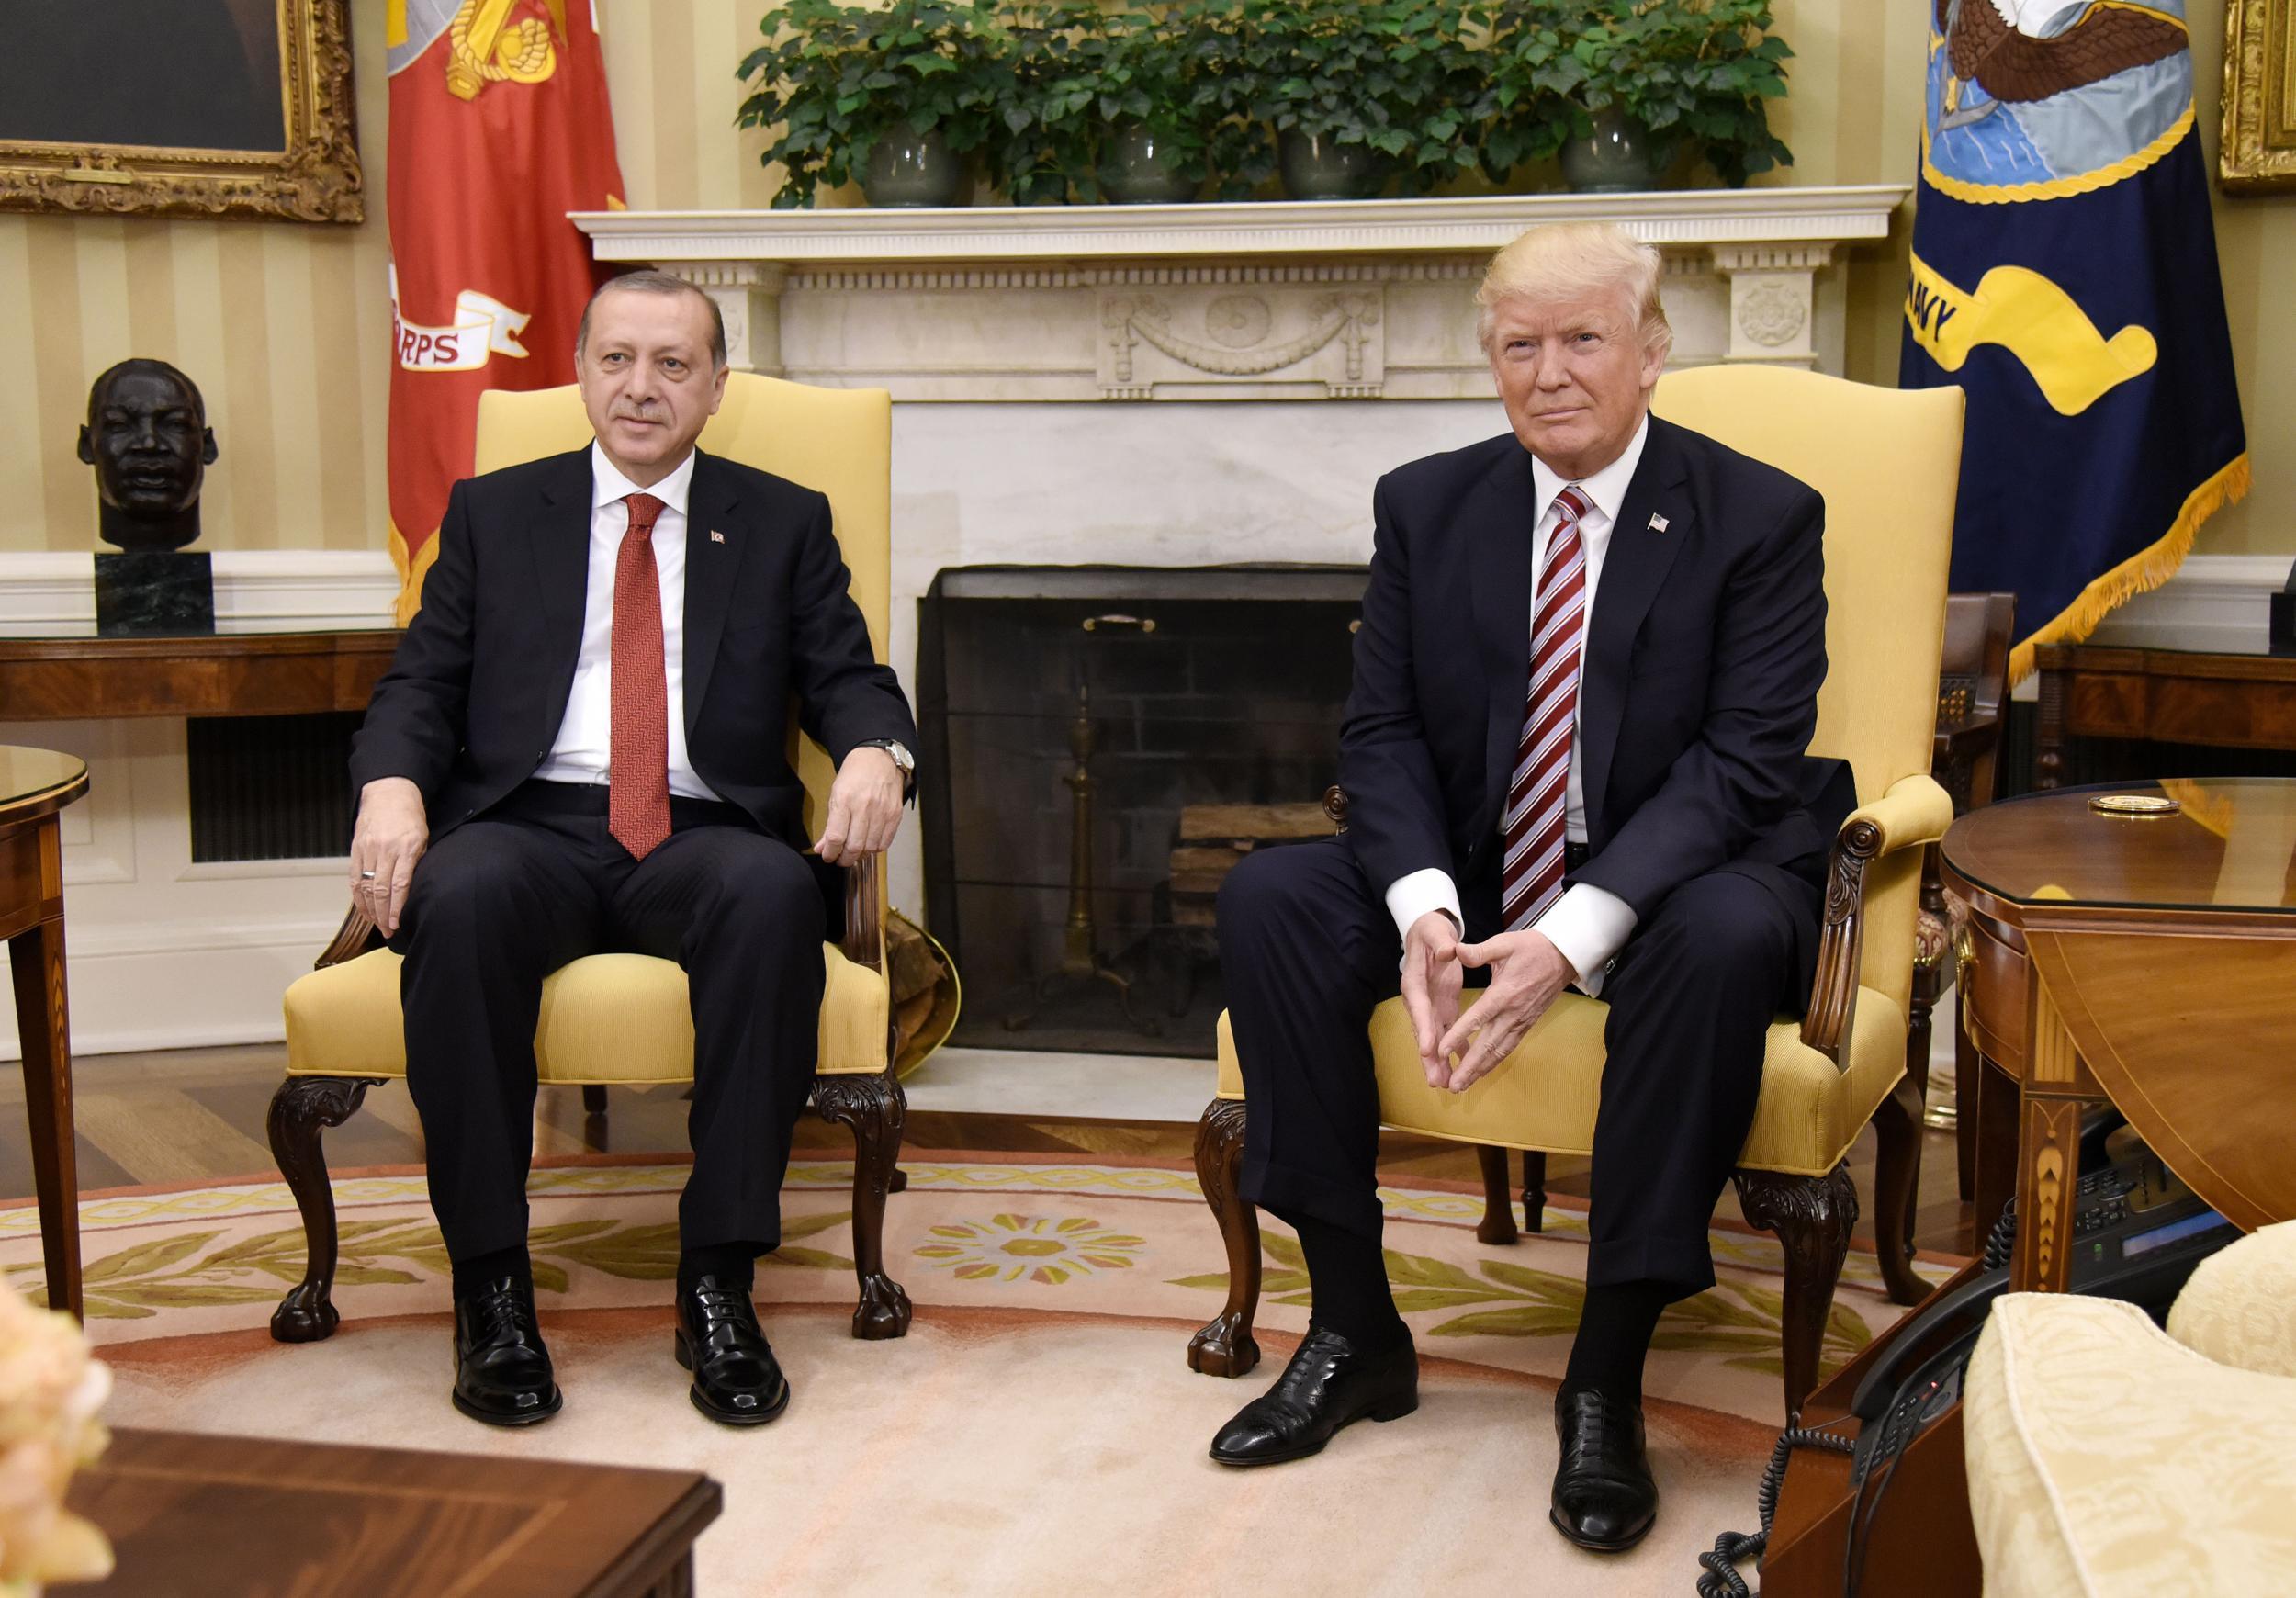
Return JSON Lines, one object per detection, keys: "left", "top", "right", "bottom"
{"left": 574, "top": 186, "right": 1908, "bottom": 401}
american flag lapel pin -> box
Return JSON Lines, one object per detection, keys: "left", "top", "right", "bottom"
{"left": 710, "top": 529, "right": 726, "bottom": 544}
{"left": 1648, "top": 513, "right": 1670, "bottom": 533}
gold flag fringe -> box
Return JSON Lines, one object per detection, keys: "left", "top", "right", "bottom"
{"left": 387, "top": 520, "right": 444, "bottom": 625}
{"left": 2007, "top": 452, "right": 2253, "bottom": 686}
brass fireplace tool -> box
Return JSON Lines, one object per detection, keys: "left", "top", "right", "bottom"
{"left": 1005, "top": 620, "right": 1161, "bottom": 1038}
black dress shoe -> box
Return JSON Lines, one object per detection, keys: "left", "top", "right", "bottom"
{"left": 674, "top": 1276, "right": 790, "bottom": 1426}
{"left": 451, "top": 1275, "right": 561, "bottom": 1427}
{"left": 1549, "top": 1384, "right": 1659, "bottom": 1552}
{"left": 1209, "top": 1326, "right": 1418, "bottom": 1467}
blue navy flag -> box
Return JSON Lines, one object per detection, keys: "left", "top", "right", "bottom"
{"left": 1900, "top": 0, "right": 2248, "bottom": 681}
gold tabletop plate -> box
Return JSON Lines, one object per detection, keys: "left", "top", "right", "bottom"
{"left": 2087, "top": 793, "right": 2181, "bottom": 816}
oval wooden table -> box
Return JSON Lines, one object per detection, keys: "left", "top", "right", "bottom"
{"left": 1941, "top": 778, "right": 2296, "bottom": 1291}
{"left": 1, "top": 745, "right": 92, "bottom": 1319}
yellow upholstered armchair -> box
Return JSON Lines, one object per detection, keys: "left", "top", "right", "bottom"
{"left": 1187, "top": 366, "right": 1965, "bottom": 1422}
{"left": 267, "top": 373, "right": 917, "bottom": 1345}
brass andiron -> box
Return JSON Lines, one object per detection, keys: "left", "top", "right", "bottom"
{"left": 1005, "top": 675, "right": 1160, "bottom": 1037}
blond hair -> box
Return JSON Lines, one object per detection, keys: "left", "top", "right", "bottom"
{"left": 1474, "top": 222, "right": 1672, "bottom": 364}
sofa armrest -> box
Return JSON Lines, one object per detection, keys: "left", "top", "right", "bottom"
{"left": 1799, "top": 773, "right": 1954, "bottom": 1068}
{"left": 2167, "top": 1220, "right": 2296, "bottom": 1378}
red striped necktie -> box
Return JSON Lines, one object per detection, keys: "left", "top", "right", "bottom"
{"left": 1501, "top": 484, "right": 1591, "bottom": 931}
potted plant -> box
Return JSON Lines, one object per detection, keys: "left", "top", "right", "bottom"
{"left": 737, "top": 0, "right": 1010, "bottom": 208}
{"left": 995, "top": 3, "right": 1294, "bottom": 204}
{"left": 1231, "top": 0, "right": 1491, "bottom": 201}
{"left": 994, "top": 2, "right": 1214, "bottom": 204}
{"left": 1488, "top": 0, "right": 1792, "bottom": 192}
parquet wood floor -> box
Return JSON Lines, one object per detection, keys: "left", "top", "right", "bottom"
{"left": 1, "top": 1044, "right": 1977, "bottom": 1258}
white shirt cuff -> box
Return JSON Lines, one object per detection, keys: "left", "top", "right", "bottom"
{"left": 1533, "top": 883, "right": 1639, "bottom": 996}
{"left": 1384, "top": 868, "right": 1461, "bottom": 947}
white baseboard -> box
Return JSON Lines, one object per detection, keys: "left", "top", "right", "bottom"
{"left": 2083, "top": 553, "right": 2290, "bottom": 653}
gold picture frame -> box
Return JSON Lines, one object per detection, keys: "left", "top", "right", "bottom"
{"left": 0, "top": 0, "right": 362, "bottom": 222}
{"left": 2223, "top": 0, "right": 2296, "bottom": 191}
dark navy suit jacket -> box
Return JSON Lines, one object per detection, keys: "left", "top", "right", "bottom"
{"left": 352, "top": 446, "right": 916, "bottom": 850}
{"left": 1338, "top": 414, "right": 1856, "bottom": 979}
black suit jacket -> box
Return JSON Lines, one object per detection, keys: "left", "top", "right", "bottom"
{"left": 1339, "top": 414, "right": 1856, "bottom": 954}
{"left": 352, "top": 447, "right": 916, "bottom": 848}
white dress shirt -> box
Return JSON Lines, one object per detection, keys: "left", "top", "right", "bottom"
{"left": 1382, "top": 416, "right": 1649, "bottom": 992}
{"left": 533, "top": 443, "right": 722, "bottom": 801}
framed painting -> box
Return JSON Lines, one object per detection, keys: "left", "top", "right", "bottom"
{"left": 2223, "top": 0, "right": 2296, "bottom": 191}
{"left": 0, "top": 0, "right": 362, "bottom": 222}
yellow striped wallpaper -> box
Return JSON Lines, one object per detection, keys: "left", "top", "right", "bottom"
{"left": 3, "top": 0, "right": 2290, "bottom": 556}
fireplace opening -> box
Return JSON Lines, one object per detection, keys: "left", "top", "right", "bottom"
{"left": 917, "top": 565, "right": 1367, "bottom": 1057}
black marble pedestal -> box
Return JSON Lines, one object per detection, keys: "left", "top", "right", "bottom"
{"left": 95, "top": 551, "right": 214, "bottom": 636}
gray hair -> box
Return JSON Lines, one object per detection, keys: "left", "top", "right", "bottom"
{"left": 577, "top": 270, "right": 727, "bottom": 370}
{"left": 1474, "top": 222, "right": 1672, "bottom": 364}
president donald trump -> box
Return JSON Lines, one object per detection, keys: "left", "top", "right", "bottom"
{"left": 1207, "top": 222, "right": 1855, "bottom": 1553}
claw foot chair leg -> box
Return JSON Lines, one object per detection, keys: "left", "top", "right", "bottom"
{"left": 1871, "top": 1073, "right": 1932, "bottom": 1307}
{"left": 1734, "top": 1164, "right": 1858, "bottom": 1424}
{"left": 1187, "top": 1098, "right": 1262, "bottom": 1378}
{"left": 814, "top": 1074, "right": 914, "bottom": 1340}
{"left": 267, "top": 1075, "right": 382, "bottom": 1344}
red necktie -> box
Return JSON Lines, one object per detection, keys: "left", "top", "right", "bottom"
{"left": 609, "top": 491, "right": 671, "bottom": 861}
{"left": 1502, "top": 484, "right": 1591, "bottom": 930}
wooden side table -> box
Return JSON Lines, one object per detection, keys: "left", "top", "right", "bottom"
{"left": 1941, "top": 779, "right": 2296, "bottom": 1290}
{"left": 70, "top": 1428, "right": 721, "bottom": 1597}
{"left": 0, "top": 628, "right": 400, "bottom": 720}
{"left": 0, "top": 746, "right": 92, "bottom": 1320}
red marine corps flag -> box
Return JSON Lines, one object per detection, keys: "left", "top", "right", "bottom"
{"left": 385, "top": 0, "right": 625, "bottom": 619}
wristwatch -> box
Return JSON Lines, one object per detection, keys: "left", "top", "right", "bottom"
{"left": 861, "top": 738, "right": 916, "bottom": 800}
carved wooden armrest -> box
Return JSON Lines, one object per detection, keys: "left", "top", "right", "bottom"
{"left": 841, "top": 850, "right": 885, "bottom": 973}
{"left": 1799, "top": 773, "right": 1955, "bottom": 1069}
{"left": 316, "top": 901, "right": 381, "bottom": 969}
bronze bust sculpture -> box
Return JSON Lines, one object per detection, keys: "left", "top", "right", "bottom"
{"left": 79, "top": 358, "right": 217, "bottom": 554}
{"left": 80, "top": 359, "right": 218, "bottom": 634}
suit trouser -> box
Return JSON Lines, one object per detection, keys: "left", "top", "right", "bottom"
{"left": 1219, "top": 834, "right": 1818, "bottom": 1298}
{"left": 392, "top": 780, "right": 827, "bottom": 1264}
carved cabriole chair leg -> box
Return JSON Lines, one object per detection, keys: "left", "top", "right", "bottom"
{"left": 814, "top": 1073, "right": 913, "bottom": 1341}
{"left": 1475, "top": 1144, "right": 1519, "bottom": 1245}
{"left": 1187, "top": 1098, "right": 1261, "bottom": 1378}
{"left": 1734, "top": 1164, "right": 1858, "bottom": 1424}
{"left": 1521, "top": 1150, "right": 1547, "bottom": 1234}
{"left": 267, "top": 1075, "right": 382, "bottom": 1344}
{"left": 1870, "top": 1073, "right": 1931, "bottom": 1307}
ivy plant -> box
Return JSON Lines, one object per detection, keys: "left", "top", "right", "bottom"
{"left": 1231, "top": 0, "right": 1495, "bottom": 196}
{"left": 1489, "top": 0, "right": 1793, "bottom": 186}
{"left": 737, "top": 0, "right": 1011, "bottom": 208}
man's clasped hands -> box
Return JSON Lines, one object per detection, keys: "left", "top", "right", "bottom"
{"left": 1398, "top": 912, "right": 1581, "bottom": 1096}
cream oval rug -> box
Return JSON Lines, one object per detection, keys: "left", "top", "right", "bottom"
{"left": 3, "top": 1156, "right": 1957, "bottom": 1596}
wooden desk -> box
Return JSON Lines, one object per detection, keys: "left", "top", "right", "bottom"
{"left": 0, "top": 629, "right": 400, "bottom": 720}
{"left": 1, "top": 746, "right": 91, "bottom": 1320}
{"left": 2035, "top": 644, "right": 2296, "bottom": 789}
{"left": 1942, "top": 780, "right": 2296, "bottom": 1291}
{"left": 69, "top": 1428, "right": 721, "bottom": 1597}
